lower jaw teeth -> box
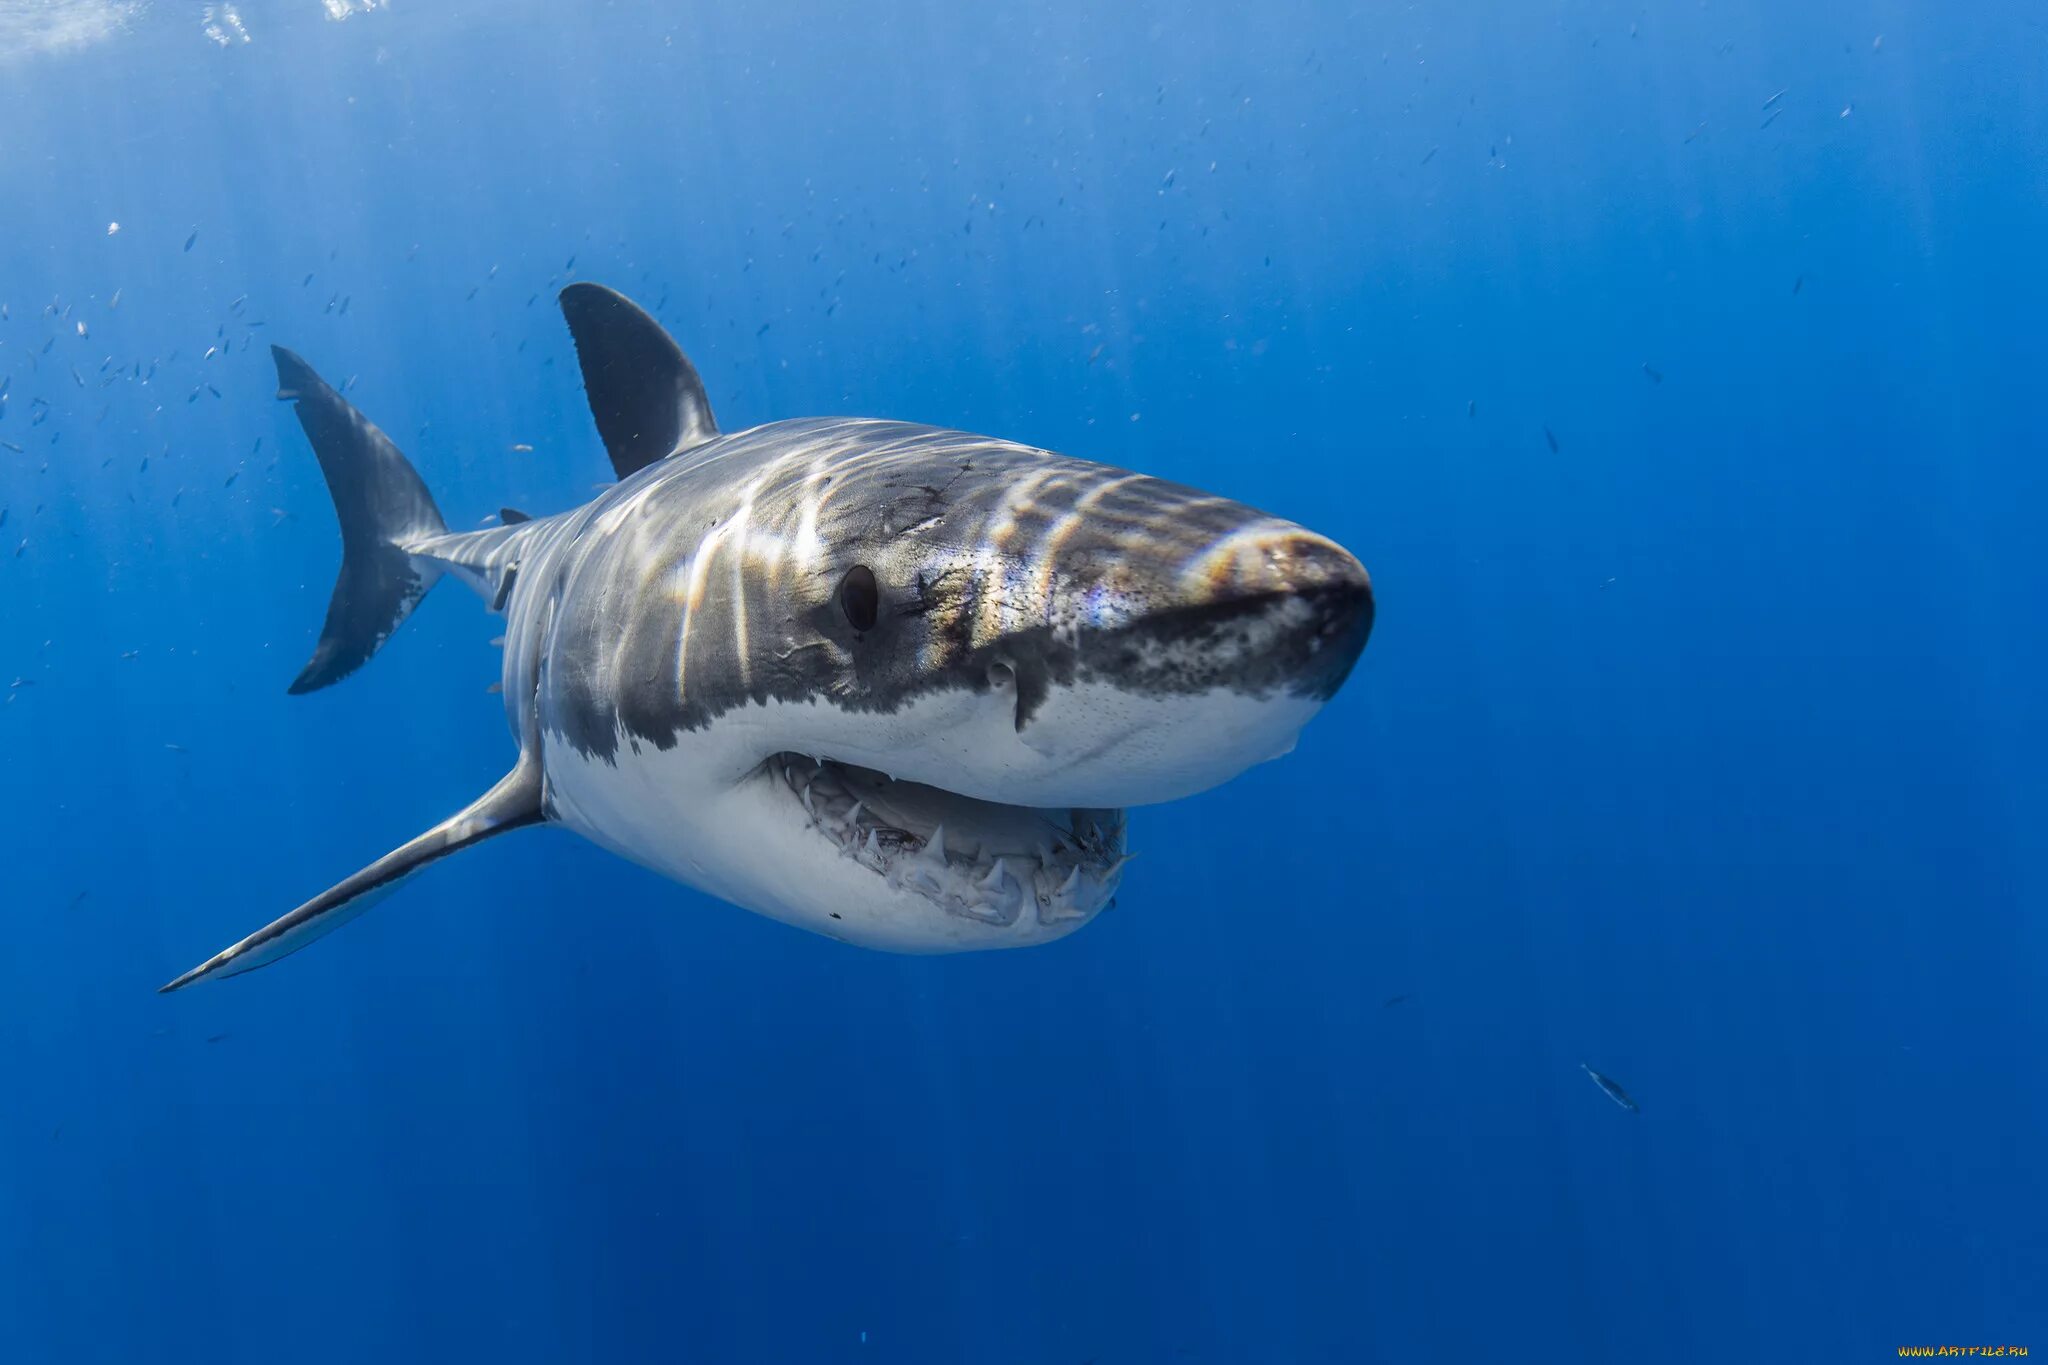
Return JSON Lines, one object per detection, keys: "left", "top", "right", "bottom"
{"left": 772, "top": 756, "right": 1126, "bottom": 927}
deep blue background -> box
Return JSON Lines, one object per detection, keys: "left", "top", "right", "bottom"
{"left": 3, "top": 2, "right": 2043, "bottom": 1361}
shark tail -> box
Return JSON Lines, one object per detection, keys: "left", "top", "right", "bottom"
{"left": 272, "top": 346, "right": 448, "bottom": 694}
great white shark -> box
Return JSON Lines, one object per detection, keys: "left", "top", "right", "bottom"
{"left": 161, "top": 284, "right": 1374, "bottom": 991}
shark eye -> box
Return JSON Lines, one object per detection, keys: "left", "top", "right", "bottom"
{"left": 839, "top": 564, "right": 879, "bottom": 632}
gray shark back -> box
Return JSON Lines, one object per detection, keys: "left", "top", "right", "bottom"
{"left": 520, "top": 416, "right": 1367, "bottom": 764}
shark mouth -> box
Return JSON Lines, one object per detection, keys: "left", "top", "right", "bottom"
{"left": 765, "top": 753, "right": 1130, "bottom": 927}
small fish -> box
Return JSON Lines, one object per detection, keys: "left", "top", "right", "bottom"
{"left": 1762, "top": 88, "right": 1787, "bottom": 110}
{"left": 120, "top": 649, "right": 140, "bottom": 659}
{"left": 1419, "top": 145, "right": 1437, "bottom": 165}
{"left": 205, "top": 1033, "right": 231, "bottom": 1044}
{"left": 756, "top": 322, "right": 771, "bottom": 337}
{"left": 164, "top": 742, "right": 189, "bottom": 754}
{"left": 1641, "top": 362, "right": 1664, "bottom": 384}
{"left": 1467, "top": 399, "right": 1476, "bottom": 418}
{"left": 1543, "top": 426, "right": 1560, "bottom": 454}
{"left": 0, "top": 440, "right": 20, "bottom": 454}
{"left": 1581, "top": 1063, "right": 1639, "bottom": 1113}
{"left": 109, "top": 289, "right": 121, "bottom": 309}
{"left": 1760, "top": 108, "right": 1784, "bottom": 131}
{"left": 223, "top": 471, "right": 238, "bottom": 488}
{"left": 69, "top": 890, "right": 89, "bottom": 909}
{"left": 510, "top": 442, "right": 534, "bottom": 453}
{"left": 184, "top": 229, "right": 198, "bottom": 252}
{"left": 1683, "top": 121, "right": 1707, "bottom": 145}
{"left": 1792, "top": 275, "right": 1805, "bottom": 294}
{"left": 75, "top": 319, "right": 88, "bottom": 337}
{"left": 564, "top": 255, "right": 577, "bottom": 273}
{"left": 1383, "top": 994, "right": 1410, "bottom": 1008}
{"left": 485, "top": 681, "right": 504, "bottom": 694}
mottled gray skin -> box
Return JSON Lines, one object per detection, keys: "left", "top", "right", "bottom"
{"left": 417, "top": 417, "right": 1373, "bottom": 781}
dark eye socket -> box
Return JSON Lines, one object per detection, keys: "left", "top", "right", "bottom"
{"left": 839, "top": 564, "right": 879, "bottom": 632}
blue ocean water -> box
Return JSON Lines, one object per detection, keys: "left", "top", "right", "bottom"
{"left": 3, "top": 1, "right": 2044, "bottom": 1360}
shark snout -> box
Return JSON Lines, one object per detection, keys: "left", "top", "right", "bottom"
{"left": 1093, "top": 527, "right": 1374, "bottom": 702}
{"left": 1238, "top": 532, "right": 1374, "bottom": 700}
{"left": 982, "top": 524, "right": 1370, "bottom": 810}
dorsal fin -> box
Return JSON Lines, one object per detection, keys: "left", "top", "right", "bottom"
{"left": 498, "top": 506, "right": 532, "bottom": 524}
{"left": 558, "top": 283, "right": 718, "bottom": 479}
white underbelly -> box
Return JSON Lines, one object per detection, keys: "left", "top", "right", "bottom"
{"left": 538, "top": 720, "right": 1096, "bottom": 954}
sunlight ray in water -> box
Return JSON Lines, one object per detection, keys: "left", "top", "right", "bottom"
{"left": 0, "top": 0, "right": 141, "bottom": 62}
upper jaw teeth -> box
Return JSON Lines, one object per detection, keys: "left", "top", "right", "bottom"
{"left": 769, "top": 754, "right": 1127, "bottom": 928}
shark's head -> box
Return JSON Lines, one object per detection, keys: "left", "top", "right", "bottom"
{"left": 544, "top": 420, "right": 1371, "bottom": 955}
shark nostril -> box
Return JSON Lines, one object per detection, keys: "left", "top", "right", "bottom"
{"left": 987, "top": 661, "right": 1015, "bottom": 690}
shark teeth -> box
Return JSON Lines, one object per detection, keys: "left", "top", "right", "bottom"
{"left": 769, "top": 753, "right": 1128, "bottom": 931}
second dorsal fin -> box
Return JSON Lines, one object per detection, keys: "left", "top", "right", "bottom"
{"left": 559, "top": 283, "right": 719, "bottom": 479}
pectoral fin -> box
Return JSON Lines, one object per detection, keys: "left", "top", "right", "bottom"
{"left": 160, "top": 759, "right": 544, "bottom": 992}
